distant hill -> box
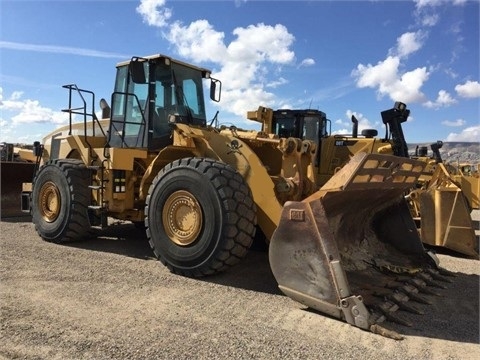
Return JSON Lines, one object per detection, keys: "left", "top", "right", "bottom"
{"left": 409, "top": 142, "right": 480, "bottom": 164}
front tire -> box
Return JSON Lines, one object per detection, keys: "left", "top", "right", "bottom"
{"left": 31, "top": 159, "right": 92, "bottom": 243}
{"left": 145, "top": 158, "right": 256, "bottom": 277}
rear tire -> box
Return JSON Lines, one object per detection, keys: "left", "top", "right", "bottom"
{"left": 31, "top": 159, "right": 92, "bottom": 243}
{"left": 145, "top": 158, "right": 256, "bottom": 277}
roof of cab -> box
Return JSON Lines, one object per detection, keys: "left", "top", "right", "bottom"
{"left": 115, "top": 54, "right": 212, "bottom": 74}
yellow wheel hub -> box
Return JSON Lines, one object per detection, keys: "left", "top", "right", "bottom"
{"left": 163, "top": 190, "right": 202, "bottom": 246}
{"left": 39, "top": 181, "right": 61, "bottom": 222}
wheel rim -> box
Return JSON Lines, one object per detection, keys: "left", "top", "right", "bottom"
{"left": 162, "top": 190, "right": 203, "bottom": 246}
{"left": 38, "top": 181, "right": 61, "bottom": 222}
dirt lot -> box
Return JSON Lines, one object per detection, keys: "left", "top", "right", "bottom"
{"left": 1, "top": 214, "right": 479, "bottom": 360}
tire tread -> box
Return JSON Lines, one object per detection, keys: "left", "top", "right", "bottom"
{"left": 146, "top": 157, "right": 256, "bottom": 277}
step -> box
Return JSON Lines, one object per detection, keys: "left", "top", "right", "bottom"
{"left": 88, "top": 205, "right": 104, "bottom": 210}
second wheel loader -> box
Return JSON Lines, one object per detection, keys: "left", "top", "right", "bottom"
{"left": 247, "top": 104, "right": 478, "bottom": 258}
{"left": 21, "top": 54, "right": 453, "bottom": 339}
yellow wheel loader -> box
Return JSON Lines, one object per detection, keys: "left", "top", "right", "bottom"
{"left": 447, "top": 162, "right": 480, "bottom": 211}
{"left": 21, "top": 54, "right": 453, "bottom": 339}
{"left": 1, "top": 142, "right": 37, "bottom": 218}
{"left": 247, "top": 103, "right": 478, "bottom": 258}
{"left": 409, "top": 142, "right": 478, "bottom": 257}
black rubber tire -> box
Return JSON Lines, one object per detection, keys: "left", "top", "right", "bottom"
{"left": 31, "top": 159, "right": 92, "bottom": 243}
{"left": 145, "top": 157, "right": 256, "bottom": 277}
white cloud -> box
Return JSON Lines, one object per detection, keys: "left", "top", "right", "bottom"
{"left": 414, "top": 0, "right": 443, "bottom": 8}
{"left": 10, "top": 91, "right": 23, "bottom": 101}
{"left": 0, "top": 89, "right": 67, "bottom": 126}
{"left": 413, "top": 0, "right": 466, "bottom": 29}
{"left": 166, "top": 20, "right": 228, "bottom": 63}
{"left": 229, "top": 24, "right": 295, "bottom": 64}
{"left": 441, "top": 118, "right": 466, "bottom": 127}
{"left": 136, "top": 0, "right": 172, "bottom": 27}
{"left": 1, "top": 98, "right": 26, "bottom": 111}
{"left": 354, "top": 56, "right": 399, "bottom": 89}
{"left": 10, "top": 100, "right": 67, "bottom": 125}
{"left": 138, "top": 0, "right": 297, "bottom": 118}
{"left": 421, "top": 13, "right": 440, "bottom": 27}
{"left": 423, "top": 90, "right": 457, "bottom": 109}
{"left": 391, "top": 31, "right": 426, "bottom": 58}
{"left": 347, "top": 110, "right": 380, "bottom": 131}
{"left": 332, "top": 110, "right": 381, "bottom": 135}
{"left": 219, "top": 87, "right": 277, "bottom": 120}
{"left": 414, "top": 0, "right": 466, "bottom": 9}
{"left": 0, "top": 41, "right": 129, "bottom": 59}
{"left": 352, "top": 56, "right": 429, "bottom": 103}
{"left": 413, "top": 1, "right": 441, "bottom": 28}
{"left": 455, "top": 80, "right": 480, "bottom": 98}
{"left": 445, "top": 125, "right": 480, "bottom": 142}
{"left": 444, "top": 68, "right": 458, "bottom": 79}
{"left": 299, "top": 58, "right": 315, "bottom": 67}
{"left": 266, "top": 77, "right": 288, "bottom": 88}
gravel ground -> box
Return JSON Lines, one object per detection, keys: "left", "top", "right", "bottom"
{"left": 1, "top": 213, "right": 479, "bottom": 360}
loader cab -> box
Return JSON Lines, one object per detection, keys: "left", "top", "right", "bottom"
{"left": 271, "top": 109, "right": 329, "bottom": 165}
{"left": 108, "top": 55, "right": 221, "bottom": 150}
{"left": 272, "top": 109, "right": 329, "bottom": 140}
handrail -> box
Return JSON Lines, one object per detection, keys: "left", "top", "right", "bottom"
{"left": 61, "top": 84, "right": 108, "bottom": 159}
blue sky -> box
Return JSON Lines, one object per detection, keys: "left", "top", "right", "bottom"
{"left": 1, "top": 0, "right": 479, "bottom": 145}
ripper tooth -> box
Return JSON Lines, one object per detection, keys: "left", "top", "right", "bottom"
{"left": 370, "top": 324, "right": 404, "bottom": 340}
{"left": 388, "top": 293, "right": 424, "bottom": 315}
{"left": 426, "top": 269, "right": 453, "bottom": 283}
{"left": 399, "top": 287, "right": 432, "bottom": 305}
{"left": 406, "top": 278, "right": 442, "bottom": 297}
{"left": 376, "top": 302, "right": 413, "bottom": 327}
{"left": 436, "top": 267, "right": 457, "bottom": 277}
{"left": 417, "top": 273, "right": 448, "bottom": 289}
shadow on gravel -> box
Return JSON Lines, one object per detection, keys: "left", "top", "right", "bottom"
{"left": 203, "top": 231, "right": 281, "bottom": 295}
{"left": 64, "top": 221, "right": 282, "bottom": 295}
{"left": 386, "top": 269, "right": 480, "bottom": 344}
{"left": 205, "top": 250, "right": 282, "bottom": 296}
{"left": 66, "top": 221, "right": 156, "bottom": 261}
{"left": 296, "top": 269, "right": 479, "bottom": 344}
{"left": 0, "top": 214, "right": 32, "bottom": 223}
{"left": 426, "top": 246, "right": 480, "bottom": 260}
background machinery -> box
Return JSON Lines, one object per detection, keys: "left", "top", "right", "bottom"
{"left": 21, "top": 54, "right": 453, "bottom": 339}
{"left": 247, "top": 104, "right": 478, "bottom": 258}
{"left": 0, "top": 143, "right": 37, "bottom": 217}
{"left": 444, "top": 161, "right": 479, "bottom": 212}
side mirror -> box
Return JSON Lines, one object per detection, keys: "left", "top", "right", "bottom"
{"left": 130, "top": 57, "right": 147, "bottom": 84}
{"left": 33, "top": 141, "right": 43, "bottom": 157}
{"left": 210, "top": 78, "right": 222, "bottom": 102}
{"left": 99, "top": 98, "right": 111, "bottom": 119}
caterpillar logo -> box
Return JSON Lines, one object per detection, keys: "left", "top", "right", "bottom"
{"left": 335, "top": 140, "right": 356, "bottom": 146}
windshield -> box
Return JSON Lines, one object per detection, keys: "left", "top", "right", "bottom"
{"left": 152, "top": 61, "right": 207, "bottom": 133}
{"left": 274, "top": 117, "right": 297, "bottom": 138}
{"left": 302, "top": 116, "right": 320, "bottom": 141}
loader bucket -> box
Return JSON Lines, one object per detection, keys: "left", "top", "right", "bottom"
{"left": 416, "top": 164, "right": 478, "bottom": 258}
{"left": 269, "top": 153, "right": 448, "bottom": 339}
{"left": 1, "top": 161, "right": 36, "bottom": 218}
